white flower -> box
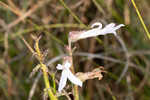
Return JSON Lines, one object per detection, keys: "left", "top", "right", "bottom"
{"left": 56, "top": 61, "right": 82, "bottom": 92}
{"left": 69, "top": 22, "right": 125, "bottom": 42}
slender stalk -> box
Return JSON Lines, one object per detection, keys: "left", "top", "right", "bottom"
{"left": 74, "top": 86, "right": 79, "bottom": 100}
{"left": 40, "top": 63, "right": 57, "bottom": 100}
{"left": 68, "top": 39, "right": 80, "bottom": 100}
{"left": 59, "top": 0, "right": 85, "bottom": 27}
{"left": 131, "top": 0, "right": 150, "bottom": 39}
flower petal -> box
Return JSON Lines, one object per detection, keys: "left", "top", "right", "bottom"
{"left": 64, "top": 61, "right": 71, "bottom": 69}
{"left": 100, "top": 23, "right": 124, "bottom": 36}
{"left": 69, "top": 22, "right": 124, "bottom": 42}
{"left": 91, "top": 22, "right": 102, "bottom": 29}
{"left": 105, "top": 23, "right": 115, "bottom": 28}
{"left": 78, "top": 28, "right": 99, "bottom": 39}
{"left": 67, "top": 69, "right": 82, "bottom": 87}
{"left": 114, "top": 24, "right": 125, "bottom": 30}
{"left": 58, "top": 70, "right": 68, "bottom": 92}
{"left": 56, "top": 64, "right": 63, "bottom": 70}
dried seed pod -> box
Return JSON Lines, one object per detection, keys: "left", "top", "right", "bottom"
{"left": 76, "top": 66, "right": 106, "bottom": 82}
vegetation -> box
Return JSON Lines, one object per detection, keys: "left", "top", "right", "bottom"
{"left": 0, "top": 0, "right": 150, "bottom": 100}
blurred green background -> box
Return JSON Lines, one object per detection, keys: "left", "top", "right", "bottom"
{"left": 0, "top": 0, "right": 150, "bottom": 100}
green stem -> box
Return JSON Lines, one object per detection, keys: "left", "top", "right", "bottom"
{"left": 74, "top": 85, "right": 79, "bottom": 100}
{"left": 41, "top": 63, "right": 58, "bottom": 100}
{"left": 131, "top": 0, "right": 150, "bottom": 39}
{"left": 59, "top": 0, "right": 86, "bottom": 27}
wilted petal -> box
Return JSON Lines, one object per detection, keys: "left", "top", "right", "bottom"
{"left": 56, "top": 64, "right": 63, "bottom": 70}
{"left": 67, "top": 69, "right": 82, "bottom": 87}
{"left": 58, "top": 70, "right": 68, "bottom": 92}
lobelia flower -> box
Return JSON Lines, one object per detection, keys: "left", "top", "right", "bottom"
{"left": 56, "top": 61, "right": 82, "bottom": 92}
{"left": 69, "top": 22, "right": 125, "bottom": 42}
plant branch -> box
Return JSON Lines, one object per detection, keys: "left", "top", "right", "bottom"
{"left": 20, "top": 35, "right": 57, "bottom": 100}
